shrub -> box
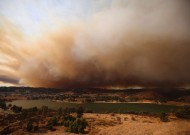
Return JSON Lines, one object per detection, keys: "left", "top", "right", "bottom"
{"left": 175, "top": 106, "right": 190, "bottom": 119}
{"left": 47, "top": 124, "right": 54, "bottom": 131}
{"left": 12, "top": 105, "right": 22, "bottom": 113}
{"left": 110, "top": 113, "right": 115, "bottom": 116}
{"left": 62, "top": 120, "right": 70, "bottom": 127}
{"left": 62, "top": 115, "right": 76, "bottom": 127}
{"left": 0, "top": 101, "right": 6, "bottom": 109}
{"left": 27, "top": 121, "right": 33, "bottom": 132}
{"left": 131, "top": 117, "right": 135, "bottom": 121}
{"left": 160, "top": 112, "right": 169, "bottom": 122}
{"left": 46, "top": 117, "right": 58, "bottom": 131}
{"left": 65, "top": 118, "right": 88, "bottom": 134}
{"left": 47, "top": 117, "right": 58, "bottom": 126}
{"left": 63, "top": 115, "right": 76, "bottom": 121}
{"left": 52, "top": 117, "right": 58, "bottom": 126}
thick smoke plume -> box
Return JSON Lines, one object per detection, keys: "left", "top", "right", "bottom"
{"left": 0, "top": 0, "right": 190, "bottom": 88}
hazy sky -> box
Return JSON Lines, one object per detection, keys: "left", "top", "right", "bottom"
{"left": 0, "top": 0, "right": 190, "bottom": 88}
{"left": 0, "top": 0, "right": 112, "bottom": 86}
{"left": 0, "top": 0, "right": 112, "bottom": 37}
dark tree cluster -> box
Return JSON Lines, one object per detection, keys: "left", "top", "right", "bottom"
{"left": 12, "top": 105, "right": 22, "bottom": 113}
{"left": 62, "top": 115, "right": 88, "bottom": 134}
{"left": 26, "top": 121, "right": 39, "bottom": 132}
{"left": 0, "top": 101, "right": 6, "bottom": 109}
{"left": 175, "top": 106, "right": 190, "bottom": 119}
{"left": 46, "top": 116, "right": 58, "bottom": 131}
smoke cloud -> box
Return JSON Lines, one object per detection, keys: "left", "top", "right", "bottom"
{"left": 0, "top": 0, "right": 190, "bottom": 88}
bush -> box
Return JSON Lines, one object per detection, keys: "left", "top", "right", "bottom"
{"left": 62, "top": 120, "right": 70, "bottom": 127}
{"left": 27, "top": 121, "right": 33, "bottom": 132}
{"left": 52, "top": 117, "right": 58, "bottom": 126}
{"left": 160, "top": 112, "right": 169, "bottom": 122}
{"left": 64, "top": 115, "right": 76, "bottom": 121}
{"left": 131, "top": 117, "right": 135, "bottom": 121}
{"left": 175, "top": 106, "right": 190, "bottom": 119}
{"left": 47, "top": 124, "right": 54, "bottom": 131}
{"left": 65, "top": 118, "right": 88, "bottom": 134}
{"left": 47, "top": 117, "right": 58, "bottom": 126}
{"left": 110, "top": 113, "right": 115, "bottom": 116}
{"left": 12, "top": 105, "right": 22, "bottom": 113}
{"left": 0, "top": 101, "right": 6, "bottom": 109}
{"left": 62, "top": 115, "right": 76, "bottom": 127}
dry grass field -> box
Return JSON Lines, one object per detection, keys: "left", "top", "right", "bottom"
{"left": 11, "top": 113, "right": 190, "bottom": 135}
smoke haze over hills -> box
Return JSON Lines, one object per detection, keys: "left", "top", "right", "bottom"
{"left": 0, "top": 0, "right": 190, "bottom": 88}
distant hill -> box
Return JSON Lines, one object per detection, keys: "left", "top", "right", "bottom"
{"left": 0, "top": 86, "right": 190, "bottom": 101}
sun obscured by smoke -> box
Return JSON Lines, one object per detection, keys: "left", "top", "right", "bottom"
{"left": 0, "top": 0, "right": 190, "bottom": 88}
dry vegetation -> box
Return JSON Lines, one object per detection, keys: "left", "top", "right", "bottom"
{"left": 89, "top": 113, "right": 190, "bottom": 135}
{"left": 10, "top": 113, "right": 190, "bottom": 135}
